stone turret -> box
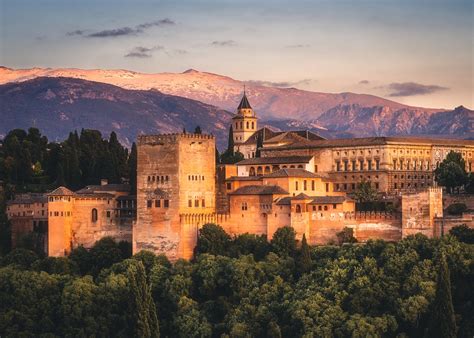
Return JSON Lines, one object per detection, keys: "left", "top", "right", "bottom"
{"left": 232, "top": 89, "right": 258, "bottom": 151}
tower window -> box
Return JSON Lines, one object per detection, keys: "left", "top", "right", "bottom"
{"left": 164, "top": 200, "right": 169, "bottom": 208}
{"left": 92, "top": 208, "right": 98, "bottom": 222}
{"left": 246, "top": 121, "right": 249, "bottom": 129}
{"left": 202, "top": 199, "right": 205, "bottom": 207}
{"left": 156, "top": 200, "right": 161, "bottom": 208}
{"left": 147, "top": 200, "right": 152, "bottom": 208}
{"left": 252, "top": 122, "right": 254, "bottom": 129}
{"left": 295, "top": 181, "right": 299, "bottom": 190}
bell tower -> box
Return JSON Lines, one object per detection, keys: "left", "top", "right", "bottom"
{"left": 232, "top": 88, "right": 258, "bottom": 152}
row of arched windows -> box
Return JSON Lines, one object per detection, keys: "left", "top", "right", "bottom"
{"left": 147, "top": 175, "right": 169, "bottom": 184}
{"left": 188, "top": 175, "right": 205, "bottom": 181}
{"left": 248, "top": 164, "right": 304, "bottom": 176}
{"left": 235, "top": 121, "right": 255, "bottom": 130}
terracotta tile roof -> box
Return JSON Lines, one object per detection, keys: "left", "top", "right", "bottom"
{"left": 310, "top": 196, "right": 351, "bottom": 204}
{"left": 230, "top": 185, "right": 289, "bottom": 195}
{"left": 264, "top": 168, "right": 328, "bottom": 178}
{"left": 275, "top": 197, "right": 292, "bottom": 205}
{"left": 47, "top": 186, "right": 75, "bottom": 196}
{"left": 237, "top": 156, "right": 313, "bottom": 165}
{"left": 227, "top": 176, "right": 263, "bottom": 181}
{"left": 76, "top": 184, "right": 131, "bottom": 194}
{"left": 7, "top": 193, "right": 47, "bottom": 205}
{"left": 263, "top": 136, "right": 474, "bottom": 151}
{"left": 293, "top": 193, "right": 312, "bottom": 200}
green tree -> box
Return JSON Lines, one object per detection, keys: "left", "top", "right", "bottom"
{"left": 435, "top": 151, "right": 467, "bottom": 193}
{"left": 127, "top": 261, "right": 160, "bottom": 338}
{"left": 449, "top": 224, "right": 474, "bottom": 244}
{"left": 354, "top": 180, "right": 378, "bottom": 206}
{"left": 427, "top": 253, "right": 457, "bottom": 338}
{"left": 297, "top": 233, "right": 312, "bottom": 275}
{"left": 336, "top": 227, "right": 357, "bottom": 245}
{"left": 271, "top": 226, "right": 297, "bottom": 257}
{"left": 195, "top": 223, "right": 231, "bottom": 256}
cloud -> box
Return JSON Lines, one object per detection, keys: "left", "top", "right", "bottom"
{"left": 286, "top": 44, "right": 310, "bottom": 48}
{"left": 359, "top": 80, "right": 370, "bottom": 85}
{"left": 66, "top": 30, "right": 85, "bottom": 36}
{"left": 211, "top": 40, "right": 237, "bottom": 47}
{"left": 69, "top": 18, "right": 175, "bottom": 38}
{"left": 89, "top": 27, "right": 136, "bottom": 38}
{"left": 124, "top": 45, "right": 164, "bottom": 58}
{"left": 386, "top": 82, "right": 449, "bottom": 97}
{"left": 246, "top": 79, "right": 315, "bottom": 88}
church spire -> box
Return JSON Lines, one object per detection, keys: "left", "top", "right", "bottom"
{"left": 237, "top": 86, "right": 252, "bottom": 110}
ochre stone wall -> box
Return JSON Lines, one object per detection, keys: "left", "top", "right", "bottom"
{"left": 134, "top": 134, "right": 216, "bottom": 260}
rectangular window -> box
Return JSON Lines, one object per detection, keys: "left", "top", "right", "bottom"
{"left": 359, "top": 160, "right": 364, "bottom": 170}
{"left": 318, "top": 205, "right": 322, "bottom": 211}
{"left": 376, "top": 159, "right": 380, "bottom": 170}
{"left": 147, "top": 200, "right": 152, "bottom": 208}
{"left": 188, "top": 200, "right": 192, "bottom": 207}
{"left": 303, "top": 180, "right": 307, "bottom": 190}
{"left": 325, "top": 183, "right": 329, "bottom": 192}
{"left": 314, "top": 165, "right": 318, "bottom": 172}
{"left": 368, "top": 161, "right": 372, "bottom": 171}
{"left": 164, "top": 200, "right": 169, "bottom": 208}
{"left": 352, "top": 160, "right": 356, "bottom": 171}
{"left": 106, "top": 211, "right": 111, "bottom": 218}
{"left": 375, "top": 183, "right": 379, "bottom": 189}
{"left": 333, "top": 204, "right": 337, "bottom": 209}
{"left": 336, "top": 162, "right": 341, "bottom": 171}
{"left": 344, "top": 161, "right": 348, "bottom": 171}
{"left": 295, "top": 181, "right": 299, "bottom": 191}
{"left": 336, "top": 183, "right": 340, "bottom": 191}
{"left": 195, "top": 199, "right": 199, "bottom": 207}
{"left": 202, "top": 199, "right": 205, "bottom": 207}
{"left": 156, "top": 200, "right": 161, "bottom": 208}
{"left": 226, "top": 183, "right": 232, "bottom": 190}
{"left": 343, "top": 183, "right": 347, "bottom": 190}
{"left": 311, "top": 180, "right": 315, "bottom": 191}
{"left": 351, "top": 183, "right": 355, "bottom": 190}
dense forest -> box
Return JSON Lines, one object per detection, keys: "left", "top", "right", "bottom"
{"left": 0, "top": 224, "right": 473, "bottom": 337}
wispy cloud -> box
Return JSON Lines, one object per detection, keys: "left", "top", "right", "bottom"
{"left": 66, "top": 30, "right": 85, "bottom": 36}
{"left": 246, "top": 79, "right": 315, "bottom": 88}
{"left": 386, "top": 82, "right": 449, "bottom": 97}
{"left": 359, "top": 80, "right": 370, "bottom": 85}
{"left": 211, "top": 40, "right": 237, "bottom": 47}
{"left": 124, "top": 45, "right": 164, "bottom": 58}
{"left": 286, "top": 44, "right": 310, "bottom": 48}
{"left": 67, "top": 19, "right": 175, "bottom": 38}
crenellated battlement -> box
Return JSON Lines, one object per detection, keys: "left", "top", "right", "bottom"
{"left": 137, "top": 133, "right": 215, "bottom": 145}
{"left": 344, "top": 211, "right": 400, "bottom": 220}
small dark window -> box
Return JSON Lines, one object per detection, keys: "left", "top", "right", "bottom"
{"left": 155, "top": 200, "right": 161, "bottom": 208}
{"left": 147, "top": 200, "right": 152, "bottom": 208}
{"left": 188, "top": 200, "right": 192, "bottom": 207}
{"left": 226, "top": 182, "right": 232, "bottom": 190}
{"left": 333, "top": 204, "right": 337, "bottom": 209}
{"left": 195, "top": 199, "right": 199, "bottom": 207}
{"left": 92, "top": 208, "right": 98, "bottom": 222}
{"left": 106, "top": 211, "right": 111, "bottom": 218}
{"left": 202, "top": 199, "right": 205, "bottom": 207}
{"left": 324, "top": 205, "right": 328, "bottom": 211}
{"left": 164, "top": 200, "right": 169, "bottom": 208}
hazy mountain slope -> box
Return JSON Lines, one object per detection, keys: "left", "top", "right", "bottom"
{"left": 0, "top": 77, "right": 233, "bottom": 148}
{"left": 0, "top": 66, "right": 440, "bottom": 121}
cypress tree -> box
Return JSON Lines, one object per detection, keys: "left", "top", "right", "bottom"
{"left": 227, "top": 125, "right": 234, "bottom": 154}
{"left": 297, "top": 233, "right": 312, "bottom": 275}
{"left": 194, "top": 126, "right": 202, "bottom": 134}
{"left": 256, "top": 132, "right": 263, "bottom": 157}
{"left": 55, "top": 163, "right": 66, "bottom": 187}
{"left": 128, "top": 143, "right": 137, "bottom": 195}
{"left": 127, "top": 261, "right": 160, "bottom": 338}
{"left": 427, "top": 253, "right": 457, "bottom": 338}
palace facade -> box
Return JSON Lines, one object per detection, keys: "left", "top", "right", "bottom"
{"left": 7, "top": 92, "right": 474, "bottom": 260}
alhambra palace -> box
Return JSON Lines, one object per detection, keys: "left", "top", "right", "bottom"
{"left": 7, "top": 93, "right": 474, "bottom": 260}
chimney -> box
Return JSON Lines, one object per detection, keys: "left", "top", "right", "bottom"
{"left": 100, "top": 179, "right": 108, "bottom": 186}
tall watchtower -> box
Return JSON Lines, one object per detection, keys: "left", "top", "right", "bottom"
{"left": 134, "top": 133, "right": 216, "bottom": 260}
{"left": 233, "top": 90, "right": 258, "bottom": 152}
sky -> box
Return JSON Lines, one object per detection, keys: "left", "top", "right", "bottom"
{"left": 0, "top": 0, "right": 473, "bottom": 109}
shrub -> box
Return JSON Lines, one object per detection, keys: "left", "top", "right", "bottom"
{"left": 446, "top": 203, "right": 467, "bottom": 215}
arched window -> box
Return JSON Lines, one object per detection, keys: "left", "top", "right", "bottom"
{"left": 240, "top": 122, "right": 243, "bottom": 129}
{"left": 91, "top": 208, "right": 98, "bottom": 222}
{"left": 246, "top": 121, "right": 249, "bottom": 129}
{"left": 257, "top": 167, "right": 263, "bottom": 176}
{"left": 296, "top": 205, "right": 302, "bottom": 213}
{"left": 264, "top": 166, "right": 271, "bottom": 174}
{"left": 249, "top": 167, "right": 256, "bottom": 176}
{"left": 297, "top": 165, "right": 303, "bottom": 168}
{"left": 251, "top": 122, "right": 254, "bottom": 129}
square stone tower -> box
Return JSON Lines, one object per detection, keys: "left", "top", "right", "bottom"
{"left": 134, "top": 133, "right": 216, "bottom": 260}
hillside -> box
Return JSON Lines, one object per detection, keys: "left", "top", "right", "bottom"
{"left": 0, "top": 77, "right": 233, "bottom": 148}
{"left": 0, "top": 66, "right": 441, "bottom": 121}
